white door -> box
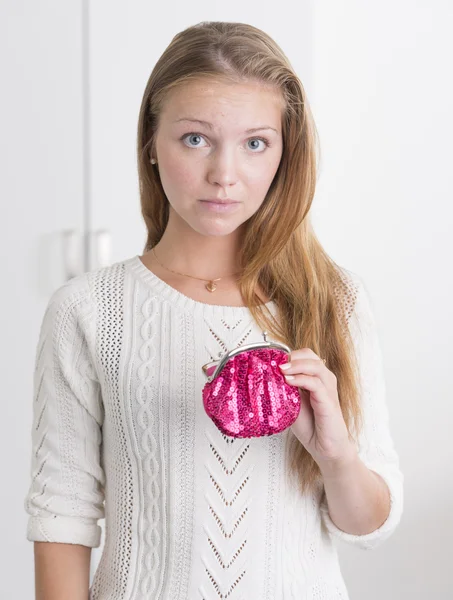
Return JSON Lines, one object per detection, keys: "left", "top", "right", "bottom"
{"left": 0, "top": 2, "right": 87, "bottom": 598}
{"left": 86, "top": 0, "right": 155, "bottom": 271}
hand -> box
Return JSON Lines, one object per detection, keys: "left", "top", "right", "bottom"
{"left": 279, "top": 349, "right": 357, "bottom": 469}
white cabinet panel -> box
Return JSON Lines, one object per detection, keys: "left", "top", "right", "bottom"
{"left": 0, "top": 2, "right": 85, "bottom": 598}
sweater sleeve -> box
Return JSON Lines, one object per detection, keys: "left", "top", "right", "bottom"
{"left": 24, "top": 278, "right": 105, "bottom": 548}
{"left": 319, "top": 272, "right": 404, "bottom": 550}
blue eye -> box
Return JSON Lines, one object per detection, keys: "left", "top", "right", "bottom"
{"left": 181, "top": 132, "right": 271, "bottom": 152}
{"left": 183, "top": 133, "right": 207, "bottom": 148}
{"left": 247, "top": 137, "right": 270, "bottom": 151}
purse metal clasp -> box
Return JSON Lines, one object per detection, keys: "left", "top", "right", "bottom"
{"left": 201, "top": 331, "right": 291, "bottom": 383}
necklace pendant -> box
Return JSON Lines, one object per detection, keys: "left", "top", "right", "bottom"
{"left": 206, "top": 281, "right": 217, "bottom": 292}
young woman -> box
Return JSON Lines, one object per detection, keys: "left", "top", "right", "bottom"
{"left": 25, "top": 21, "right": 403, "bottom": 600}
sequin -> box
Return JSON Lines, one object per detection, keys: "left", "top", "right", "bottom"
{"left": 202, "top": 346, "right": 300, "bottom": 438}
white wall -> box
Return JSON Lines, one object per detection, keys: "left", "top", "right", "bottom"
{"left": 1, "top": 1, "right": 452, "bottom": 598}
{"left": 310, "top": 2, "right": 453, "bottom": 598}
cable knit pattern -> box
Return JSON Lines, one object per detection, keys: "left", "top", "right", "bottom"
{"left": 135, "top": 293, "right": 161, "bottom": 596}
{"left": 24, "top": 256, "right": 403, "bottom": 599}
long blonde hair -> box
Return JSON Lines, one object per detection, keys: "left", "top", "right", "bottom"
{"left": 136, "top": 21, "right": 363, "bottom": 495}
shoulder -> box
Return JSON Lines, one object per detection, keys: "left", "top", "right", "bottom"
{"left": 332, "top": 265, "right": 380, "bottom": 342}
{"left": 335, "top": 265, "right": 366, "bottom": 296}
{"left": 332, "top": 265, "right": 365, "bottom": 326}
{"left": 334, "top": 266, "right": 380, "bottom": 346}
{"left": 44, "top": 256, "right": 134, "bottom": 326}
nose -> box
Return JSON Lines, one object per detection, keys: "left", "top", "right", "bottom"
{"left": 206, "top": 146, "right": 239, "bottom": 188}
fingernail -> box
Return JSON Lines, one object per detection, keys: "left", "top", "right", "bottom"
{"left": 279, "top": 363, "right": 291, "bottom": 370}
{"left": 284, "top": 374, "right": 295, "bottom": 380}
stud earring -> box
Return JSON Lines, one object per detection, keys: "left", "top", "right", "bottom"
{"left": 150, "top": 158, "right": 157, "bottom": 164}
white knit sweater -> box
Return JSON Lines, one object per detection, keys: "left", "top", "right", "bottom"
{"left": 24, "top": 255, "right": 403, "bottom": 600}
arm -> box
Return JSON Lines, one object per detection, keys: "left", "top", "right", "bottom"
{"left": 319, "top": 272, "right": 404, "bottom": 550}
{"left": 318, "top": 447, "right": 391, "bottom": 535}
{"left": 34, "top": 542, "right": 91, "bottom": 600}
{"left": 24, "top": 279, "right": 105, "bottom": 596}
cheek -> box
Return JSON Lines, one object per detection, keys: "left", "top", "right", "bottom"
{"left": 160, "top": 156, "right": 199, "bottom": 196}
{"left": 247, "top": 160, "right": 279, "bottom": 193}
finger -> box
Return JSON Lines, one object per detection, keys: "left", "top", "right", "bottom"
{"left": 280, "top": 358, "right": 335, "bottom": 388}
{"left": 281, "top": 358, "right": 324, "bottom": 375}
{"left": 283, "top": 374, "right": 332, "bottom": 416}
{"left": 284, "top": 373, "right": 323, "bottom": 394}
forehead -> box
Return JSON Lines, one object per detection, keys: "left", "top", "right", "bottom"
{"left": 160, "top": 79, "right": 284, "bottom": 131}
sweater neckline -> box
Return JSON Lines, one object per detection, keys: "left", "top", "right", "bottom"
{"left": 127, "top": 254, "right": 276, "bottom": 314}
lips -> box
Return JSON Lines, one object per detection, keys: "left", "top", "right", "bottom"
{"left": 198, "top": 199, "right": 241, "bottom": 213}
{"left": 200, "top": 199, "right": 238, "bottom": 204}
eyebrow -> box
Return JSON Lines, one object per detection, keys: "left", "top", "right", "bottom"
{"left": 173, "top": 118, "right": 278, "bottom": 134}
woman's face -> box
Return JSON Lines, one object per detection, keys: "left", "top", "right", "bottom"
{"left": 152, "top": 78, "right": 284, "bottom": 238}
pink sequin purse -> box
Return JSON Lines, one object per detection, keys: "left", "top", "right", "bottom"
{"left": 201, "top": 331, "right": 301, "bottom": 438}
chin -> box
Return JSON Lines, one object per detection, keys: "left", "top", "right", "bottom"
{"left": 191, "top": 218, "right": 245, "bottom": 237}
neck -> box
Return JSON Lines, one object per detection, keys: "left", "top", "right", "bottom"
{"left": 151, "top": 217, "right": 245, "bottom": 279}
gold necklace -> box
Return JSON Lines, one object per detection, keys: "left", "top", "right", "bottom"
{"left": 151, "top": 247, "right": 242, "bottom": 293}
